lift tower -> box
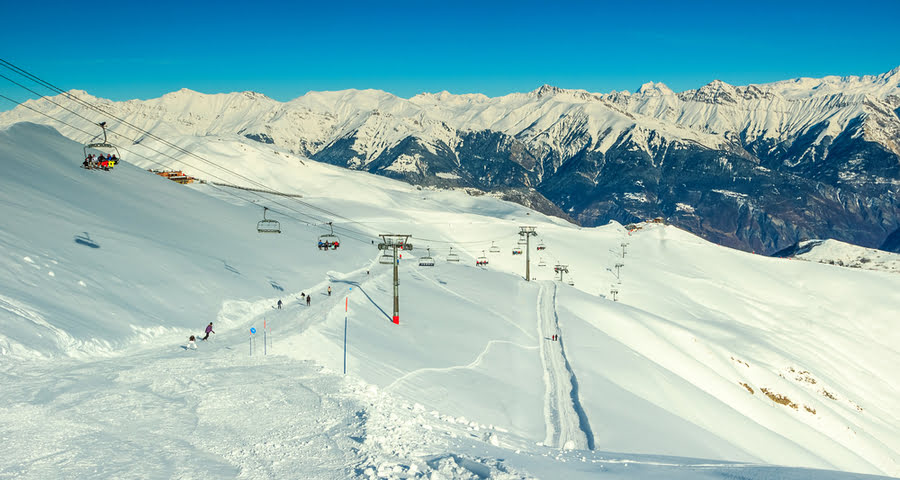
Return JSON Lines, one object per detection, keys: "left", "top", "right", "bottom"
{"left": 554, "top": 264, "right": 569, "bottom": 283}
{"left": 378, "top": 234, "right": 412, "bottom": 324}
{"left": 519, "top": 226, "right": 538, "bottom": 281}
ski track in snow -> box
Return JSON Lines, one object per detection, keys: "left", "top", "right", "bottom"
{"left": 537, "top": 281, "right": 591, "bottom": 451}
{"left": 385, "top": 338, "right": 538, "bottom": 392}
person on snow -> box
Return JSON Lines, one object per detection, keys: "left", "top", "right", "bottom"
{"left": 277, "top": 299, "right": 283, "bottom": 309}
{"left": 188, "top": 335, "right": 197, "bottom": 349}
{"left": 306, "top": 295, "right": 311, "bottom": 306}
{"left": 327, "top": 286, "right": 332, "bottom": 296}
{"left": 202, "top": 322, "right": 215, "bottom": 341}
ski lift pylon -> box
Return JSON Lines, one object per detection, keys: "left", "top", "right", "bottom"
{"left": 257, "top": 206, "right": 281, "bottom": 233}
{"left": 317, "top": 222, "right": 340, "bottom": 250}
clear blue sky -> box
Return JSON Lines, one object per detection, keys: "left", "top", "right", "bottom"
{"left": 2, "top": 0, "right": 899, "bottom": 108}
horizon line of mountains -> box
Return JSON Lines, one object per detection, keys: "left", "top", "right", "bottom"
{"left": 5, "top": 66, "right": 900, "bottom": 254}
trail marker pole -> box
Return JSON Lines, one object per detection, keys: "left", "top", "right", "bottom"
{"left": 263, "top": 319, "right": 267, "bottom": 356}
{"left": 250, "top": 327, "right": 257, "bottom": 356}
{"left": 343, "top": 287, "right": 352, "bottom": 374}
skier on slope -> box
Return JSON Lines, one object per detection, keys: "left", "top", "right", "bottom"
{"left": 327, "top": 286, "right": 332, "bottom": 296}
{"left": 306, "top": 295, "right": 311, "bottom": 306}
{"left": 188, "top": 335, "right": 197, "bottom": 349}
{"left": 277, "top": 299, "right": 283, "bottom": 309}
{"left": 202, "top": 322, "right": 215, "bottom": 341}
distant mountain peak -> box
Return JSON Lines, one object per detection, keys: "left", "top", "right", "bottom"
{"left": 636, "top": 81, "right": 674, "bottom": 96}
{"left": 534, "top": 84, "right": 565, "bottom": 97}
{"left": 685, "top": 79, "right": 739, "bottom": 104}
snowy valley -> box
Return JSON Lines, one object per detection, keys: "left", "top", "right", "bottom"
{"left": 1, "top": 121, "right": 899, "bottom": 479}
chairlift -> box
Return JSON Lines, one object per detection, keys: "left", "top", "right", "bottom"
{"left": 257, "top": 207, "right": 281, "bottom": 234}
{"left": 447, "top": 247, "right": 460, "bottom": 263}
{"left": 82, "top": 121, "right": 121, "bottom": 171}
{"left": 379, "top": 252, "right": 394, "bottom": 264}
{"left": 537, "top": 241, "right": 546, "bottom": 251}
{"left": 567, "top": 278, "right": 575, "bottom": 286}
{"left": 476, "top": 250, "right": 489, "bottom": 267}
{"left": 538, "top": 258, "right": 547, "bottom": 267}
{"left": 512, "top": 247, "right": 523, "bottom": 255}
{"left": 489, "top": 241, "right": 500, "bottom": 254}
{"left": 419, "top": 248, "right": 435, "bottom": 267}
{"left": 317, "top": 222, "right": 340, "bottom": 250}
{"left": 517, "top": 237, "right": 527, "bottom": 246}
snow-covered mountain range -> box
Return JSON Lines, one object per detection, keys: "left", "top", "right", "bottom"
{"left": 2, "top": 67, "right": 900, "bottom": 254}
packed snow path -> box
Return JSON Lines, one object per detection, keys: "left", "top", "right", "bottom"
{"left": 537, "top": 281, "right": 591, "bottom": 450}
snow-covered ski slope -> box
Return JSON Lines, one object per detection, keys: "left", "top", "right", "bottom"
{"left": 1, "top": 122, "right": 899, "bottom": 479}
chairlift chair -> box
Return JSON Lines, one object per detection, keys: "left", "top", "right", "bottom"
{"left": 512, "top": 247, "right": 523, "bottom": 255}
{"left": 538, "top": 258, "right": 547, "bottom": 267}
{"left": 379, "top": 252, "right": 394, "bottom": 264}
{"left": 419, "top": 248, "right": 435, "bottom": 267}
{"left": 257, "top": 207, "right": 281, "bottom": 234}
{"left": 447, "top": 247, "right": 460, "bottom": 263}
{"left": 517, "top": 237, "right": 527, "bottom": 246}
{"left": 476, "top": 250, "right": 489, "bottom": 267}
{"left": 567, "top": 278, "right": 575, "bottom": 286}
{"left": 82, "top": 122, "right": 121, "bottom": 171}
{"left": 537, "top": 241, "right": 546, "bottom": 251}
{"left": 317, "top": 222, "right": 340, "bottom": 250}
{"left": 489, "top": 241, "right": 500, "bottom": 254}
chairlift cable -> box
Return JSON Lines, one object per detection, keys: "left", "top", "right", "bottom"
{"left": 0, "top": 68, "right": 378, "bottom": 244}
{"left": 0, "top": 92, "right": 377, "bottom": 245}
{"left": 0, "top": 59, "right": 366, "bottom": 231}
{"left": 1, "top": 60, "right": 547, "bottom": 251}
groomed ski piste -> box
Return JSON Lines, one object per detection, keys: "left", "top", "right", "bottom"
{"left": 1, "top": 122, "right": 899, "bottom": 479}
